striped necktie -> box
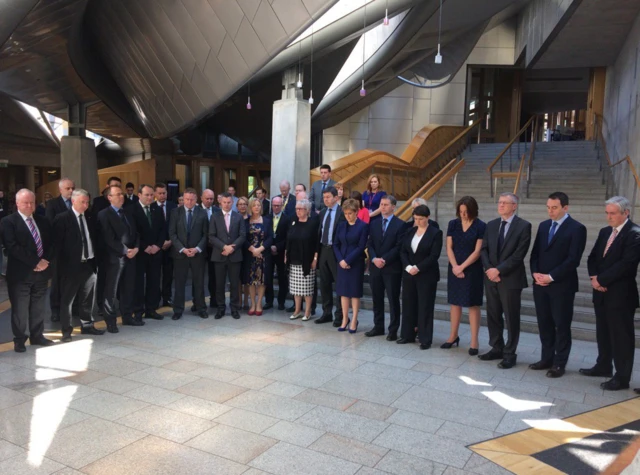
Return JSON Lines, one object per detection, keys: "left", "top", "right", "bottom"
{"left": 26, "top": 217, "right": 43, "bottom": 258}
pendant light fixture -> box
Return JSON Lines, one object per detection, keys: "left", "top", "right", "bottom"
{"left": 297, "top": 41, "right": 303, "bottom": 88}
{"left": 309, "top": 24, "right": 314, "bottom": 104}
{"left": 384, "top": 0, "right": 389, "bottom": 26}
{"left": 360, "top": 1, "right": 367, "bottom": 97}
{"left": 246, "top": 82, "right": 252, "bottom": 110}
{"left": 435, "top": 0, "right": 443, "bottom": 64}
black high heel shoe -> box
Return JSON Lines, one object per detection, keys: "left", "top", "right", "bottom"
{"left": 338, "top": 319, "right": 350, "bottom": 332}
{"left": 348, "top": 321, "right": 359, "bottom": 334}
{"left": 440, "top": 336, "right": 460, "bottom": 349}
{"left": 468, "top": 348, "right": 479, "bottom": 356}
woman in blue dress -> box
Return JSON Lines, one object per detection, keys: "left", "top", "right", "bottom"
{"left": 443, "top": 196, "right": 486, "bottom": 355}
{"left": 334, "top": 199, "right": 369, "bottom": 333}
{"left": 243, "top": 198, "right": 272, "bottom": 316}
{"left": 361, "top": 174, "right": 385, "bottom": 222}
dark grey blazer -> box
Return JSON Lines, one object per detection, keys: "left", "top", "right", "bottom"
{"left": 309, "top": 178, "right": 336, "bottom": 211}
{"left": 209, "top": 210, "right": 246, "bottom": 263}
{"left": 480, "top": 214, "right": 532, "bottom": 289}
{"left": 168, "top": 206, "right": 208, "bottom": 260}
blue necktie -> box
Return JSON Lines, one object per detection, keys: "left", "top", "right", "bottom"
{"left": 65, "top": 199, "right": 71, "bottom": 210}
{"left": 382, "top": 218, "right": 388, "bottom": 236}
{"left": 548, "top": 221, "right": 557, "bottom": 245}
{"left": 321, "top": 182, "right": 326, "bottom": 192}
{"left": 186, "top": 209, "right": 192, "bottom": 241}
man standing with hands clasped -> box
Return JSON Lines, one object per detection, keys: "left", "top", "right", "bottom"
{"left": 529, "top": 192, "right": 586, "bottom": 378}
{"left": 479, "top": 192, "right": 531, "bottom": 369}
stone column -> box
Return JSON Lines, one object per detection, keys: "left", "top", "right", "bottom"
{"left": 60, "top": 136, "right": 99, "bottom": 198}
{"left": 271, "top": 68, "right": 311, "bottom": 193}
{"left": 25, "top": 166, "right": 35, "bottom": 191}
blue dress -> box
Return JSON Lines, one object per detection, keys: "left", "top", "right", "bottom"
{"left": 362, "top": 190, "right": 386, "bottom": 221}
{"left": 334, "top": 219, "right": 369, "bottom": 298}
{"left": 447, "top": 218, "right": 486, "bottom": 307}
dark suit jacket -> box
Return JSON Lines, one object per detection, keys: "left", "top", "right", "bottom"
{"left": 271, "top": 212, "right": 291, "bottom": 255}
{"left": 317, "top": 205, "right": 345, "bottom": 250}
{"left": 273, "top": 194, "right": 296, "bottom": 216}
{"left": 97, "top": 206, "right": 139, "bottom": 263}
{"left": 481, "top": 215, "right": 532, "bottom": 290}
{"left": 169, "top": 206, "right": 209, "bottom": 260}
{"left": 151, "top": 200, "right": 177, "bottom": 240}
{"left": 368, "top": 215, "right": 406, "bottom": 275}
{"left": 400, "top": 225, "right": 443, "bottom": 283}
{"left": 45, "top": 195, "right": 69, "bottom": 223}
{"left": 587, "top": 220, "right": 640, "bottom": 308}
{"left": 530, "top": 216, "right": 587, "bottom": 295}
{"left": 1, "top": 213, "right": 54, "bottom": 283}
{"left": 92, "top": 195, "right": 110, "bottom": 216}
{"left": 53, "top": 210, "right": 99, "bottom": 274}
{"left": 131, "top": 202, "right": 165, "bottom": 250}
{"left": 125, "top": 194, "right": 139, "bottom": 205}
{"left": 261, "top": 199, "right": 271, "bottom": 217}
{"left": 209, "top": 210, "right": 246, "bottom": 263}
{"left": 310, "top": 179, "right": 336, "bottom": 210}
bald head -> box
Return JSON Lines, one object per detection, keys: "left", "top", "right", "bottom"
{"left": 201, "top": 189, "right": 215, "bottom": 209}
{"left": 58, "top": 178, "right": 75, "bottom": 200}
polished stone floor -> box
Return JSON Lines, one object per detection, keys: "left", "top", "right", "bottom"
{"left": 0, "top": 306, "right": 638, "bottom": 475}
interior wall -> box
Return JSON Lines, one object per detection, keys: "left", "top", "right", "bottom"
{"left": 322, "top": 20, "right": 516, "bottom": 162}
{"left": 602, "top": 11, "right": 640, "bottom": 201}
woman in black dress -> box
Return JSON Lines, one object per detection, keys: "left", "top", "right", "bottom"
{"left": 443, "top": 196, "right": 486, "bottom": 355}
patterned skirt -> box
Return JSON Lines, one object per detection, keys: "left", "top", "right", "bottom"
{"left": 289, "top": 264, "right": 315, "bottom": 296}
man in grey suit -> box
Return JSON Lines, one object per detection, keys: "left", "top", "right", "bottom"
{"left": 169, "top": 188, "right": 209, "bottom": 320}
{"left": 480, "top": 192, "right": 532, "bottom": 369}
{"left": 209, "top": 192, "right": 246, "bottom": 319}
{"left": 309, "top": 164, "right": 336, "bottom": 212}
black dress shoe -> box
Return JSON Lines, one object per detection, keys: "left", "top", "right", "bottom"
{"left": 81, "top": 326, "right": 105, "bottom": 336}
{"left": 190, "top": 305, "right": 197, "bottom": 313}
{"left": 634, "top": 388, "right": 640, "bottom": 395}
{"left": 171, "top": 313, "right": 182, "bottom": 321}
{"left": 315, "top": 316, "right": 332, "bottom": 324}
{"left": 162, "top": 299, "right": 173, "bottom": 307}
{"left": 497, "top": 358, "right": 517, "bottom": 369}
{"left": 579, "top": 366, "right": 613, "bottom": 377}
{"left": 286, "top": 305, "right": 295, "bottom": 313}
{"left": 145, "top": 310, "right": 164, "bottom": 320}
{"left": 106, "top": 323, "right": 119, "bottom": 333}
{"left": 386, "top": 333, "right": 398, "bottom": 341}
{"left": 277, "top": 304, "right": 285, "bottom": 311}
{"left": 478, "top": 350, "right": 503, "bottom": 361}
{"left": 420, "top": 343, "right": 431, "bottom": 350}
{"left": 50, "top": 314, "right": 60, "bottom": 323}
{"left": 263, "top": 303, "right": 273, "bottom": 310}
{"left": 546, "top": 366, "right": 565, "bottom": 378}
{"left": 214, "top": 311, "right": 224, "bottom": 319}
{"left": 14, "top": 341, "right": 26, "bottom": 353}
{"left": 601, "top": 378, "right": 629, "bottom": 391}
{"left": 199, "top": 311, "right": 209, "bottom": 319}
{"left": 61, "top": 331, "right": 72, "bottom": 343}
{"left": 396, "top": 338, "right": 415, "bottom": 344}
{"left": 468, "top": 348, "right": 479, "bottom": 356}
{"left": 365, "top": 329, "right": 385, "bottom": 338}
{"left": 122, "top": 317, "right": 144, "bottom": 326}
{"left": 529, "top": 361, "right": 553, "bottom": 371}
{"left": 332, "top": 320, "right": 341, "bottom": 327}
{"left": 30, "top": 337, "right": 54, "bottom": 347}
{"left": 231, "top": 311, "right": 240, "bottom": 319}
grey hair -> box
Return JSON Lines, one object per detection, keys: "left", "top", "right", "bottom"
{"left": 279, "top": 180, "right": 291, "bottom": 188}
{"left": 58, "top": 177, "right": 74, "bottom": 189}
{"left": 16, "top": 188, "right": 35, "bottom": 200}
{"left": 605, "top": 196, "right": 631, "bottom": 214}
{"left": 296, "top": 199, "right": 312, "bottom": 212}
{"left": 412, "top": 198, "right": 427, "bottom": 207}
{"left": 72, "top": 189, "right": 89, "bottom": 199}
{"left": 382, "top": 194, "right": 397, "bottom": 206}
{"left": 500, "top": 192, "right": 519, "bottom": 205}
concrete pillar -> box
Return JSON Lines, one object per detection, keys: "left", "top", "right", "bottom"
{"left": 271, "top": 68, "right": 311, "bottom": 192}
{"left": 25, "top": 166, "right": 35, "bottom": 192}
{"left": 60, "top": 136, "right": 99, "bottom": 198}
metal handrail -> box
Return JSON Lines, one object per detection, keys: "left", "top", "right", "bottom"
{"left": 487, "top": 116, "right": 536, "bottom": 197}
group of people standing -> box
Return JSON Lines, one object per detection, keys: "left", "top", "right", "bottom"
{"left": 2, "top": 165, "right": 639, "bottom": 395}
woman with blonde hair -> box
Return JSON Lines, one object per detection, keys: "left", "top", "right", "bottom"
{"left": 236, "top": 196, "right": 251, "bottom": 309}
{"left": 362, "top": 174, "right": 386, "bottom": 221}
{"left": 242, "top": 197, "right": 272, "bottom": 315}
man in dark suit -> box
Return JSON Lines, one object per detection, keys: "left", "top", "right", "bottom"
{"left": 53, "top": 189, "right": 105, "bottom": 342}
{"left": 45, "top": 178, "right": 75, "bottom": 323}
{"left": 275, "top": 180, "right": 296, "bottom": 216}
{"left": 209, "top": 192, "right": 246, "bottom": 319}
{"left": 316, "top": 186, "right": 344, "bottom": 326}
{"left": 194, "top": 189, "right": 220, "bottom": 311}
{"left": 1, "top": 189, "right": 55, "bottom": 352}
{"left": 92, "top": 176, "right": 121, "bottom": 215}
{"left": 309, "top": 165, "right": 336, "bottom": 212}
{"left": 581, "top": 196, "right": 640, "bottom": 391}
{"left": 256, "top": 187, "right": 270, "bottom": 216}
{"left": 169, "top": 188, "right": 209, "bottom": 320}
{"left": 132, "top": 184, "right": 165, "bottom": 321}
{"left": 365, "top": 195, "right": 406, "bottom": 340}
{"left": 97, "top": 185, "right": 141, "bottom": 332}
{"left": 479, "top": 192, "right": 532, "bottom": 369}
{"left": 265, "top": 196, "right": 290, "bottom": 311}
{"left": 151, "top": 183, "right": 177, "bottom": 307}
{"left": 124, "top": 182, "right": 139, "bottom": 206}
{"left": 530, "top": 192, "right": 587, "bottom": 378}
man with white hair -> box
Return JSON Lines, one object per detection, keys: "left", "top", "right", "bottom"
{"left": 275, "top": 180, "right": 296, "bottom": 215}
{"left": 406, "top": 198, "right": 439, "bottom": 229}
{"left": 1, "top": 189, "right": 55, "bottom": 352}
{"left": 46, "top": 178, "right": 75, "bottom": 323}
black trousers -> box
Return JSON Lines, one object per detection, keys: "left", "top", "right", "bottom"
{"left": 49, "top": 260, "right": 61, "bottom": 317}
{"left": 533, "top": 286, "right": 574, "bottom": 367}
{"left": 318, "top": 245, "right": 342, "bottom": 320}
{"left": 96, "top": 255, "right": 107, "bottom": 311}
{"left": 103, "top": 256, "right": 136, "bottom": 323}
{"left": 370, "top": 271, "right": 402, "bottom": 335}
{"left": 173, "top": 255, "right": 206, "bottom": 314}
{"left": 266, "top": 254, "right": 288, "bottom": 306}
{"left": 160, "top": 249, "right": 174, "bottom": 302}
{"left": 193, "top": 248, "right": 216, "bottom": 307}
{"left": 8, "top": 271, "right": 48, "bottom": 344}
{"left": 134, "top": 252, "right": 162, "bottom": 314}
{"left": 485, "top": 280, "right": 522, "bottom": 357}
{"left": 60, "top": 261, "right": 96, "bottom": 331}
{"left": 594, "top": 299, "right": 636, "bottom": 384}
{"left": 215, "top": 261, "right": 241, "bottom": 312}
{"left": 401, "top": 273, "right": 437, "bottom": 344}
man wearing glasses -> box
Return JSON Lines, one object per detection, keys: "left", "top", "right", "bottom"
{"left": 479, "top": 193, "right": 531, "bottom": 369}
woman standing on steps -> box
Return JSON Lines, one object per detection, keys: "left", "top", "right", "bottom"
{"left": 444, "top": 196, "right": 486, "bottom": 355}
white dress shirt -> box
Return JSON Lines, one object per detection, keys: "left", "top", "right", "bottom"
{"left": 405, "top": 231, "right": 425, "bottom": 273}
{"left": 72, "top": 208, "right": 94, "bottom": 259}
